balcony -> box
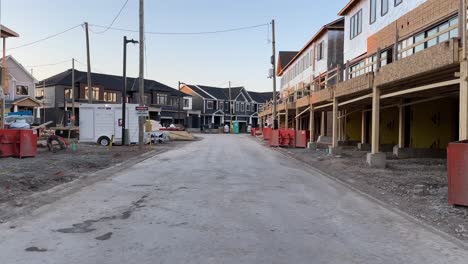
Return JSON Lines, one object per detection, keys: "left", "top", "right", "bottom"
{"left": 375, "top": 39, "right": 460, "bottom": 88}
{"left": 311, "top": 88, "right": 333, "bottom": 104}
{"left": 296, "top": 95, "right": 310, "bottom": 108}
{"left": 335, "top": 73, "right": 374, "bottom": 99}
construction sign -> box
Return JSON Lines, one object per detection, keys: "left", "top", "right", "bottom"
{"left": 135, "top": 106, "right": 149, "bottom": 117}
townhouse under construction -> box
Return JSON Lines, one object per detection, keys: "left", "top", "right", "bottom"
{"left": 259, "top": 0, "right": 468, "bottom": 168}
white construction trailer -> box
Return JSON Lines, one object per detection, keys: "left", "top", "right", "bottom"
{"left": 79, "top": 104, "right": 140, "bottom": 145}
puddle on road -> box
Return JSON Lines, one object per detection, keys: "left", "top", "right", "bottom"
{"left": 25, "top": 247, "right": 48, "bottom": 252}
{"left": 95, "top": 232, "right": 113, "bottom": 241}
{"left": 55, "top": 194, "right": 149, "bottom": 234}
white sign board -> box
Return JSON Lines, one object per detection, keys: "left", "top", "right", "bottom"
{"left": 135, "top": 106, "right": 149, "bottom": 117}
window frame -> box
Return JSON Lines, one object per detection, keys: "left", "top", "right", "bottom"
{"left": 156, "top": 93, "right": 168, "bottom": 105}
{"left": 16, "top": 85, "right": 29, "bottom": 96}
{"left": 350, "top": 9, "right": 363, "bottom": 39}
{"left": 381, "top": 0, "right": 389, "bottom": 16}
{"left": 394, "top": 0, "right": 402, "bottom": 7}
{"left": 206, "top": 100, "right": 214, "bottom": 110}
{"left": 370, "top": 0, "right": 377, "bottom": 24}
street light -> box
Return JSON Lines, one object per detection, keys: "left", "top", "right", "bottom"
{"left": 122, "top": 36, "right": 138, "bottom": 145}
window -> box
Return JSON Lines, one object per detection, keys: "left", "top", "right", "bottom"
{"left": 65, "top": 89, "right": 72, "bottom": 99}
{"left": 16, "top": 85, "right": 28, "bottom": 95}
{"left": 240, "top": 103, "right": 245, "bottom": 112}
{"left": 394, "top": 0, "right": 402, "bottom": 6}
{"left": 144, "top": 94, "right": 151, "bottom": 105}
{"left": 156, "top": 93, "right": 168, "bottom": 105}
{"left": 350, "top": 9, "right": 362, "bottom": 39}
{"left": 84, "top": 87, "right": 100, "bottom": 100}
{"left": 171, "top": 97, "right": 180, "bottom": 106}
{"left": 219, "top": 101, "right": 224, "bottom": 110}
{"left": 370, "top": 0, "right": 377, "bottom": 24}
{"left": 206, "top": 100, "right": 214, "bottom": 109}
{"left": 183, "top": 99, "right": 190, "bottom": 108}
{"left": 235, "top": 102, "right": 240, "bottom": 112}
{"left": 381, "top": 0, "right": 389, "bottom": 16}
{"left": 246, "top": 103, "right": 250, "bottom": 112}
{"left": 317, "top": 41, "right": 324, "bottom": 60}
{"left": 36, "top": 89, "right": 44, "bottom": 97}
{"left": 104, "top": 92, "right": 117, "bottom": 102}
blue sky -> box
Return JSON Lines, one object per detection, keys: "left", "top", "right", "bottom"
{"left": 2, "top": 0, "right": 348, "bottom": 92}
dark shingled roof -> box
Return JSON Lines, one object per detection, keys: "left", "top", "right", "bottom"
{"left": 39, "top": 69, "right": 188, "bottom": 97}
{"left": 186, "top": 85, "right": 213, "bottom": 99}
{"left": 249, "top": 91, "right": 273, "bottom": 103}
{"left": 196, "top": 85, "right": 230, "bottom": 100}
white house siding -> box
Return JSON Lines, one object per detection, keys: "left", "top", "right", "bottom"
{"left": 280, "top": 32, "right": 331, "bottom": 95}
{"left": 343, "top": 0, "right": 427, "bottom": 62}
{"left": 4, "top": 58, "right": 36, "bottom": 101}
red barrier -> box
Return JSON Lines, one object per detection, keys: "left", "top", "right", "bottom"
{"left": 278, "top": 129, "right": 295, "bottom": 147}
{"left": 448, "top": 142, "right": 468, "bottom": 206}
{"left": 0, "top": 129, "right": 38, "bottom": 158}
{"left": 269, "top": 130, "right": 279, "bottom": 147}
{"left": 263, "top": 128, "right": 272, "bottom": 140}
{"left": 295, "top": 130, "right": 308, "bottom": 148}
{"left": 251, "top": 128, "right": 256, "bottom": 136}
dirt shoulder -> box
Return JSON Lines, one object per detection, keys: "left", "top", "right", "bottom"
{"left": 0, "top": 141, "right": 191, "bottom": 221}
{"left": 254, "top": 137, "right": 468, "bottom": 241}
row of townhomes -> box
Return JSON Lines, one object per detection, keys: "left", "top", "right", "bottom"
{"left": 36, "top": 70, "right": 199, "bottom": 128}
{"left": 259, "top": 0, "right": 467, "bottom": 168}
{"left": 180, "top": 84, "right": 272, "bottom": 132}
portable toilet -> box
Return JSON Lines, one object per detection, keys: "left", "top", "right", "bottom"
{"left": 233, "top": 121, "right": 240, "bottom": 134}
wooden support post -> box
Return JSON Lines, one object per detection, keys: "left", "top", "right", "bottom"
{"left": 285, "top": 107, "right": 289, "bottom": 129}
{"left": 309, "top": 106, "right": 314, "bottom": 142}
{"left": 461, "top": 60, "right": 468, "bottom": 140}
{"left": 332, "top": 98, "right": 339, "bottom": 148}
{"left": 371, "top": 86, "right": 381, "bottom": 154}
{"left": 321, "top": 112, "right": 326, "bottom": 136}
{"left": 278, "top": 113, "right": 281, "bottom": 129}
{"left": 398, "top": 103, "right": 405, "bottom": 148}
{"left": 295, "top": 108, "right": 299, "bottom": 131}
{"left": 361, "top": 110, "right": 366, "bottom": 144}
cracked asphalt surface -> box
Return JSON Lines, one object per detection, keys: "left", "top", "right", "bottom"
{"left": 0, "top": 134, "right": 467, "bottom": 264}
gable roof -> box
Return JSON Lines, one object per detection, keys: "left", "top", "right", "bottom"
{"left": 39, "top": 69, "right": 188, "bottom": 97}
{"left": 249, "top": 91, "right": 273, "bottom": 103}
{"left": 184, "top": 85, "right": 213, "bottom": 99}
{"left": 197, "top": 85, "right": 230, "bottom": 100}
{"left": 1, "top": 56, "right": 39, "bottom": 83}
{"left": 1, "top": 25, "right": 19, "bottom": 38}
{"left": 277, "top": 17, "right": 345, "bottom": 76}
{"left": 277, "top": 51, "right": 299, "bottom": 75}
{"left": 338, "top": 0, "right": 361, "bottom": 16}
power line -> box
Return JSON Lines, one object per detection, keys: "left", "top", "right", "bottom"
{"left": 89, "top": 23, "right": 270, "bottom": 35}
{"left": 89, "top": 0, "right": 129, "bottom": 34}
{"left": 7, "top": 24, "right": 83, "bottom": 51}
{"left": 24, "top": 59, "right": 72, "bottom": 69}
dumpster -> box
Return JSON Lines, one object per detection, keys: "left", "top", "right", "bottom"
{"left": 295, "top": 130, "right": 309, "bottom": 148}
{"left": 269, "top": 129, "right": 279, "bottom": 147}
{"left": 447, "top": 141, "right": 468, "bottom": 206}
{"left": 263, "top": 127, "right": 272, "bottom": 140}
{"left": 0, "top": 129, "right": 38, "bottom": 158}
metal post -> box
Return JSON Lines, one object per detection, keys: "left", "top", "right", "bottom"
{"left": 1, "top": 37, "right": 6, "bottom": 129}
{"left": 178, "top": 81, "right": 182, "bottom": 125}
{"left": 71, "top": 58, "right": 75, "bottom": 126}
{"left": 138, "top": 0, "right": 145, "bottom": 148}
{"left": 271, "top": 19, "right": 278, "bottom": 129}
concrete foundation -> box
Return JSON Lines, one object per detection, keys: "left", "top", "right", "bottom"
{"left": 393, "top": 146, "right": 411, "bottom": 159}
{"left": 366, "top": 152, "right": 387, "bottom": 168}
{"left": 328, "top": 146, "right": 343, "bottom": 156}
{"left": 357, "top": 143, "right": 371, "bottom": 151}
{"left": 393, "top": 146, "right": 447, "bottom": 159}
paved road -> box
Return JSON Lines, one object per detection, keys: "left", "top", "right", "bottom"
{"left": 0, "top": 134, "right": 466, "bottom": 264}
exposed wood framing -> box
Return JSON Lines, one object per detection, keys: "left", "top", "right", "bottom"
{"left": 371, "top": 86, "right": 381, "bottom": 154}
{"left": 380, "top": 79, "right": 460, "bottom": 99}
{"left": 338, "top": 94, "right": 372, "bottom": 107}
{"left": 332, "top": 98, "right": 339, "bottom": 148}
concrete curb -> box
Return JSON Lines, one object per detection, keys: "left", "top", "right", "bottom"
{"left": 252, "top": 137, "right": 468, "bottom": 250}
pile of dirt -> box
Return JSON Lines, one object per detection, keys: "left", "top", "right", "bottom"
{"left": 0, "top": 144, "right": 151, "bottom": 205}
{"left": 169, "top": 131, "right": 197, "bottom": 141}
{"left": 259, "top": 140, "right": 468, "bottom": 241}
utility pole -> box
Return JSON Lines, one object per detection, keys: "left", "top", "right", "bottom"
{"left": 271, "top": 19, "right": 278, "bottom": 129}
{"left": 71, "top": 58, "right": 75, "bottom": 126}
{"left": 229, "top": 81, "right": 232, "bottom": 121}
{"left": 138, "top": 0, "right": 145, "bottom": 148}
{"left": 178, "top": 81, "right": 183, "bottom": 125}
{"left": 84, "top": 22, "right": 93, "bottom": 103}
{"left": 123, "top": 36, "right": 138, "bottom": 145}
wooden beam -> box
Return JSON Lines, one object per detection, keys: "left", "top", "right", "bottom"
{"left": 309, "top": 106, "right": 315, "bottom": 142}
{"left": 371, "top": 86, "right": 381, "bottom": 154}
{"left": 361, "top": 110, "right": 366, "bottom": 144}
{"left": 295, "top": 106, "right": 311, "bottom": 119}
{"left": 332, "top": 98, "right": 339, "bottom": 148}
{"left": 461, "top": 60, "right": 468, "bottom": 140}
{"left": 338, "top": 93, "right": 372, "bottom": 107}
{"left": 315, "top": 103, "right": 333, "bottom": 110}
{"left": 321, "top": 112, "right": 326, "bottom": 136}
{"left": 380, "top": 79, "right": 460, "bottom": 99}
{"left": 398, "top": 101, "right": 405, "bottom": 148}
